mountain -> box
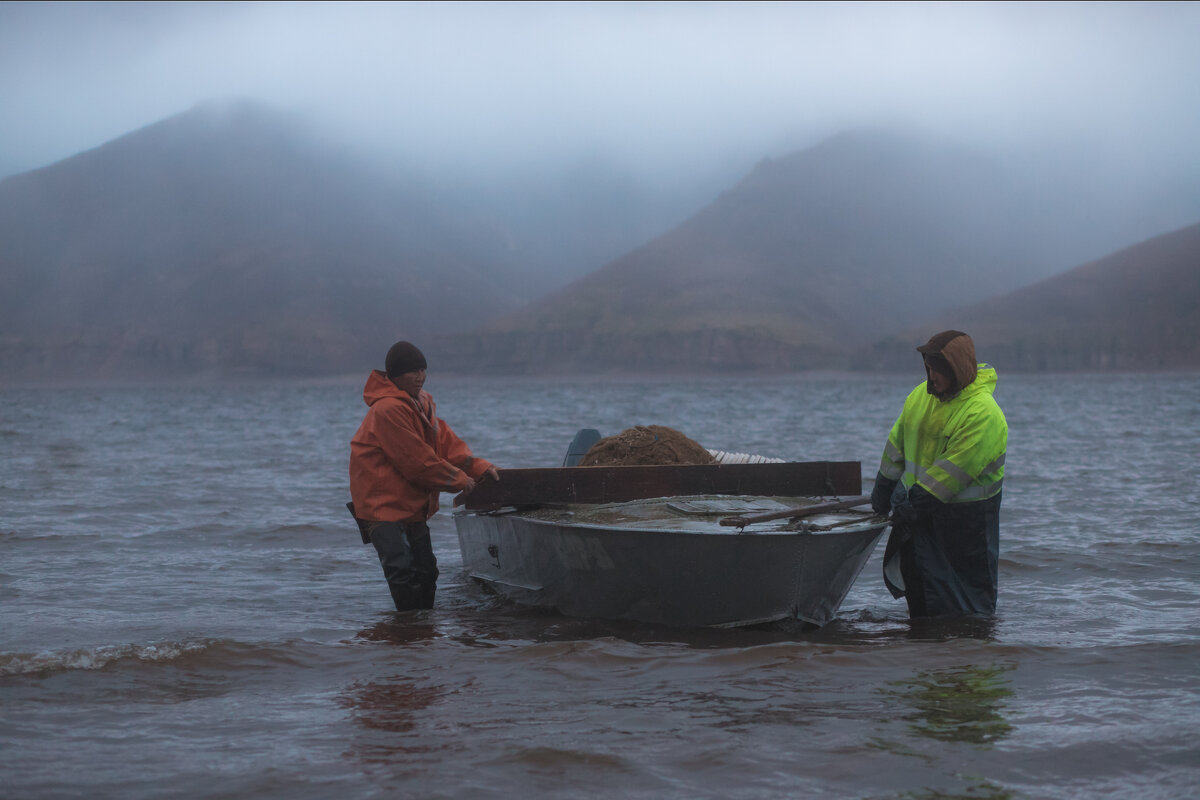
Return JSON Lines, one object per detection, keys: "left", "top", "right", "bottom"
{"left": 862, "top": 222, "right": 1200, "bottom": 371}
{"left": 0, "top": 101, "right": 532, "bottom": 380}
{"left": 433, "top": 131, "right": 1200, "bottom": 374}
{"left": 4, "top": 112, "right": 1197, "bottom": 381}
{"left": 440, "top": 152, "right": 739, "bottom": 298}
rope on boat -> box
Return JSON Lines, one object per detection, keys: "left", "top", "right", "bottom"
{"left": 707, "top": 449, "right": 787, "bottom": 464}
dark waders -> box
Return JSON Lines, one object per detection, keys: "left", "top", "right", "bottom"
{"left": 366, "top": 520, "right": 439, "bottom": 611}
{"left": 347, "top": 503, "right": 438, "bottom": 611}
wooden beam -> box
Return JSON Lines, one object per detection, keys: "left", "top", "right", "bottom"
{"left": 457, "top": 461, "right": 862, "bottom": 510}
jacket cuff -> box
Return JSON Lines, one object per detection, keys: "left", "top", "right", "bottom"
{"left": 465, "top": 458, "right": 494, "bottom": 480}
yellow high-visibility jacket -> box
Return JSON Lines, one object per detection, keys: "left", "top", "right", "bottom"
{"left": 878, "top": 364, "right": 1007, "bottom": 504}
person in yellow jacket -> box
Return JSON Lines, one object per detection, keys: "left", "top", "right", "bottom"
{"left": 871, "top": 330, "right": 1007, "bottom": 618}
{"left": 349, "top": 341, "right": 498, "bottom": 611}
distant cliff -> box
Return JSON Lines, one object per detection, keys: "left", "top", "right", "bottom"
{"left": 862, "top": 222, "right": 1200, "bottom": 371}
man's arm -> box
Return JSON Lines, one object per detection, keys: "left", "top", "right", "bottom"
{"left": 373, "top": 401, "right": 475, "bottom": 493}
{"left": 436, "top": 418, "right": 496, "bottom": 482}
{"left": 873, "top": 409, "right": 906, "bottom": 514}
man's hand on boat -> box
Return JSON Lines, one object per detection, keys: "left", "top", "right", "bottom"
{"left": 453, "top": 466, "right": 500, "bottom": 506}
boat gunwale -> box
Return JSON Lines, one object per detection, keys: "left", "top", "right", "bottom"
{"left": 454, "top": 505, "right": 888, "bottom": 538}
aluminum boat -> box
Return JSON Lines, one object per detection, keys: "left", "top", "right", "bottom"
{"left": 453, "top": 459, "right": 886, "bottom": 628}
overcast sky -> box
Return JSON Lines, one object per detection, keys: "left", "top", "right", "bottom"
{"left": 2, "top": 1, "right": 1198, "bottom": 180}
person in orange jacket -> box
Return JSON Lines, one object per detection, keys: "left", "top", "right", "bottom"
{"left": 349, "top": 341, "right": 499, "bottom": 611}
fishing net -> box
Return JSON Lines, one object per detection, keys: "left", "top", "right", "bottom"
{"left": 578, "top": 425, "right": 716, "bottom": 467}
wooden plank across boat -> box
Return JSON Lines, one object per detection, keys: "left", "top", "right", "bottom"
{"left": 458, "top": 460, "right": 863, "bottom": 510}
{"left": 452, "top": 460, "right": 887, "bottom": 629}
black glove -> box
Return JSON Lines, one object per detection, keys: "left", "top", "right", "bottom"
{"left": 893, "top": 484, "right": 937, "bottom": 523}
{"left": 870, "top": 474, "right": 897, "bottom": 515}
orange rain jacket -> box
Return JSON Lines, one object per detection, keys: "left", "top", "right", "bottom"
{"left": 349, "top": 370, "right": 493, "bottom": 523}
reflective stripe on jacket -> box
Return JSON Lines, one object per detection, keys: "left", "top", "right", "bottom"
{"left": 349, "top": 370, "right": 493, "bottom": 522}
{"left": 878, "top": 364, "right": 1007, "bottom": 503}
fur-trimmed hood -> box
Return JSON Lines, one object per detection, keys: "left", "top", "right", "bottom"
{"left": 917, "top": 330, "right": 978, "bottom": 392}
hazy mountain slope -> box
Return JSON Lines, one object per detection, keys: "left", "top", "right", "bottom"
{"left": 4, "top": 108, "right": 1196, "bottom": 380}
{"left": 443, "top": 152, "right": 739, "bottom": 298}
{"left": 864, "top": 222, "right": 1200, "bottom": 371}
{"left": 0, "top": 101, "right": 523, "bottom": 379}
{"left": 435, "top": 130, "right": 1195, "bottom": 373}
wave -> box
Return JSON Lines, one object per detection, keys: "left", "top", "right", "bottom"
{"left": 0, "top": 638, "right": 223, "bottom": 676}
{"left": 0, "top": 636, "right": 340, "bottom": 678}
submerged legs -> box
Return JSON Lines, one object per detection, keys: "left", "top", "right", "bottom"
{"left": 367, "top": 520, "right": 440, "bottom": 611}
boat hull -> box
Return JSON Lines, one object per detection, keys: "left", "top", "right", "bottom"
{"left": 454, "top": 511, "right": 887, "bottom": 628}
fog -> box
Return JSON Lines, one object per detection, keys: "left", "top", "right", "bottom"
{"left": 2, "top": 1, "right": 1198, "bottom": 181}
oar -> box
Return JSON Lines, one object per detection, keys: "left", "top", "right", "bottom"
{"left": 719, "top": 495, "right": 872, "bottom": 527}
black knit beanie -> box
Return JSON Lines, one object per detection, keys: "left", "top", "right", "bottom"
{"left": 385, "top": 341, "right": 427, "bottom": 377}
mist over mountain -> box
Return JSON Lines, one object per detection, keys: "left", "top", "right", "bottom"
{"left": 2, "top": 103, "right": 1198, "bottom": 381}
{"left": 0, "top": 102, "right": 712, "bottom": 380}
{"left": 863, "top": 222, "right": 1200, "bottom": 372}
{"left": 434, "top": 131, "right": 1200, "bottom": 373}
{"left": 0, "top": 102, "right": 500, "bottom": 377}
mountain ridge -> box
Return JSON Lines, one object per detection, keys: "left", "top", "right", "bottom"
{"left": 861, "top": 222, "right": 1200, "bottom": 372}
{"left": 2, "top": 107, "right": 1198, "bottom": 381}
{"left": 0, "top": 102, "right": 528, "bottom": 378}
{"left": 433, "top": 130, "right": 1200, "bottom": 374}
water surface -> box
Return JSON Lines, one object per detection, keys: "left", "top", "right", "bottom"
{"left": 2, "top": 372, "right": 1198, "bottom": 798}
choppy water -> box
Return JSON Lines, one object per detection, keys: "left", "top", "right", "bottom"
{"left": 2, "top": 372, "right": 1198, "bottom": 799}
